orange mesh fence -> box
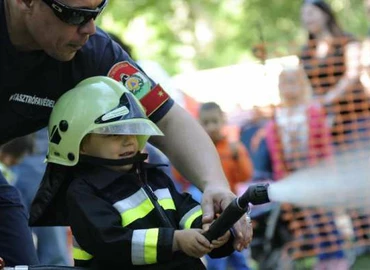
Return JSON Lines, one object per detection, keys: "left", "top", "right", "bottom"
{"left": 249, "top": 37, "right": 370, "bottom": 266}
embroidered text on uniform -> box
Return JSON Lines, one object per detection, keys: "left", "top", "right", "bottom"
{"left": 9, "top": 94, "right": 55, "bottom": 108}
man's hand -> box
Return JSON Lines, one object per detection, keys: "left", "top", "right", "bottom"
{"left": 152, "top": 104, "right": 253, "bottom": 249}
{"left": 201, "top": 186, "right": 253, "bottom": 251}
{"left": 173, "top": 229, "right": 212, "bottom": 258}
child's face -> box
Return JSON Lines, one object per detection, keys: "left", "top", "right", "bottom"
{"left": 278, "top": 70, "right": 305, "bottom": 102}
{"left": 199, "top": 109, "right": 224, "bottom": 141}
{"left": 81, "top": 134, "right": 139, "bottom": 172}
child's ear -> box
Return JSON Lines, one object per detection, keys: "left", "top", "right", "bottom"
{"left": 80, "top": 146, "right": 87, "bottom": 154}
{"left": 80, "top": 136, "right": 90, "bottom": 154}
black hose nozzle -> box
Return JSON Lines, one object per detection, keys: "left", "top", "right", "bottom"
{"left": 238, "top": 183, "right": 270, "bottom": 209}
{"left": 203, "top": 183, "right": 270, "bottom": 241}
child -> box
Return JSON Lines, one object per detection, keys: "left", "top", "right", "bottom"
{"left": 265, "top": 65, "right": 334, "bottom": 179}
{"left": 198, "top": 102, "right": 253, "bottom": 195}
{"left": 29, "top": 76, "right": 234, "bottom": 270}
{"left": 173, "top": 102, "right": 253, "bottom": 270}
{"left": 199, "top": 102, "right": 253, "bottom": 270}
{"left": 0, "top": 135, "right": 34, "bottom": 183}
{"left": 265, "top": 65, "right": 349, "bottom": 269}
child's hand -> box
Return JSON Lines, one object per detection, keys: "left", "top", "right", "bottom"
{"left": 202, "top": 222, "right": 231, "bottom": 249}
{"left": 173, "top": 229, "right": 212, "bottom": 258}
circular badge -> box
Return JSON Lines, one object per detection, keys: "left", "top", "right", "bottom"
{"left": 123, "top": 74, "right": 143, "bottom": 94}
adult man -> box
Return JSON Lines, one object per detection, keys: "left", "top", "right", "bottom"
{"left": 0, "top": 0, "right": 252, "bottom": 266}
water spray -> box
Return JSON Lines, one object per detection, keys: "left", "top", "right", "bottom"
{"left": 204, "top": 148, "right": 370, "bottom": 241}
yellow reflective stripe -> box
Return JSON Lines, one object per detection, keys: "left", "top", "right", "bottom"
{"left": 144, "top": 228, "right": 158, "bottom": 264}
{"left": 179, "top": 205, "right": 203, "bottom": 229}
{"left": 184, "top": 209, "right": 202, "bottom": 229}
{"left": 158, "top": 198, "right": 175, "bottom": 210}
{"left": 73, "top": 247, "right": 93, "bottom": 261}
{"left": 114, "top": 189, "right": 148, "bottom": 213}
{"left": 121, "top": 198, "right": 154, "bottom": 227}
{"left": 154, "top": 189, "right": 176, "bottom": 210}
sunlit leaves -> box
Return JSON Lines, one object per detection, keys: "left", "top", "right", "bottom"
{"left": 98, "top": 0, "right": 368, "bottom": 75}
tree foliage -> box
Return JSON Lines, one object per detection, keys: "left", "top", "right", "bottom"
{"left": 97, "top": 0, "right": 368, "bottom": 75}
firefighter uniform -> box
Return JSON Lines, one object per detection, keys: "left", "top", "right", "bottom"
{"left": 66, "top": 162, "right": 234, "bottom": 269}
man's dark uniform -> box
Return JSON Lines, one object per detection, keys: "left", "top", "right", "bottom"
{"left": 0, "top": 0, "right": 173, "bottom": 265}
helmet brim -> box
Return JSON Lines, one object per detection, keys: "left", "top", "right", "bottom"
{"left": 89, "top": 119, "right": 164, "bottom": 137}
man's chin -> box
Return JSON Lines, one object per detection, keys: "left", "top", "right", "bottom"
{"left": 48, "top": 51, "right": 77, "bottom": 62}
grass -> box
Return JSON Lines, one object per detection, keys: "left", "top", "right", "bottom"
{"left": 351, "top": 254, "right": 370, "bottom": 270}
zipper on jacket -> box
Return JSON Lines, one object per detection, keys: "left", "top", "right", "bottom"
{"left": 136, "top": 166, "right": 174, "bottom": 228}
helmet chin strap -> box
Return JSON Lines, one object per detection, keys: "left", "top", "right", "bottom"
{"left": 79, "top": 152, "right": 148, "bottom": 166}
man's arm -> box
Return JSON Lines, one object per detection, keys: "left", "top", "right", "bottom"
{"left": 149, "top": 103, "right": 252, "bottom": 250}
{"left": 150, "top": 103, "right": 227, "bottom": 191}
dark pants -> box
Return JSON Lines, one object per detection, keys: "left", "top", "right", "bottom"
{"left": 0, "top": 173, "right": 38, "bottom": 266}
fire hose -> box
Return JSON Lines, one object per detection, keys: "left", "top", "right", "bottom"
{"left": 203, "top": 183, "right": 270, "bottom": 241}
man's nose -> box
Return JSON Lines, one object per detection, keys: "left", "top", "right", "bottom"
{"left": 78, "top": 19, "right": 97, "bottom": 36}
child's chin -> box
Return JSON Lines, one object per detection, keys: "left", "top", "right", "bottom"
{"left": 109, "top": 164, "right": 133, "bottom": 172}
{"left": 120, "top": 164, "right": 134, "bottom": 171}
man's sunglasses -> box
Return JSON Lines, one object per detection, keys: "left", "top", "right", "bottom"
{"left": 42, "top": 0, "right": 108, "bottom": 26}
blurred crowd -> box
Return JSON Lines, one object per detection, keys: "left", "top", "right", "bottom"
{"left": 3, "top": 0, "right": 370, "bottom": 269}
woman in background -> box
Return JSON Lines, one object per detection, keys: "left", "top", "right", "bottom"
{"left": 300, "top": 0, "right": 369, "bottom": 149}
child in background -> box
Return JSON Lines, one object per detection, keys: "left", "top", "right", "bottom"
{"left": 265, "top": 65, "right": 333, "bottom": 179}
{"left": 173, "top": 102, "right": 253, "bottom": 270}
{"left": 198, "top": 102, "right": 253, "bottom": 196}
{"left": 265, "top": 65, "right": 349, "bottom": 270}
{"left": 29, "top": 76, "right": 234, "bottom": 270}
{"left": 0, "top": 135, "right": 34, "bottom": 183}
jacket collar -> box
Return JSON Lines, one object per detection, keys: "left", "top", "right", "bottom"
{"left": 74, "top": 162, "right": 166, "bottom": 190}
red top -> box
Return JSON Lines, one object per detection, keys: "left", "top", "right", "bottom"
{"left": 173, "top": 137, "right": 253, "bottom": 194}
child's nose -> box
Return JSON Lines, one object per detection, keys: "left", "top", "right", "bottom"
{"left": 122, "top": 135, "right": 136, "bottom": 145}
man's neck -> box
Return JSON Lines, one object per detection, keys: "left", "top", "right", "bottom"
{"left": 4, "top": 0, "right": 40, "bottom": 51}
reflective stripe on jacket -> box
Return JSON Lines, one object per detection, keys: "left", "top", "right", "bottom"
{"left": 68, "top": 162, "right": 217, "bottom": 269}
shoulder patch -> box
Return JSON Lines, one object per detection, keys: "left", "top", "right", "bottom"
{"left": 108, "top": 61, "right": 151, "bottom": 99}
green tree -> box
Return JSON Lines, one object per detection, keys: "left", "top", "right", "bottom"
{"left": 97, "top": 0, "right": 368, "bottom": 75}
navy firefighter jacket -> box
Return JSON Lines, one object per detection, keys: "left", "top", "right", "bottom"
{"left": 65, "top": 162, "right": 234, "bottom": 270}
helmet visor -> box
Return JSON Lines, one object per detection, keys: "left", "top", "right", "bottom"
{"left": 89, "top": 119, "right": 164, "bottom": 137}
